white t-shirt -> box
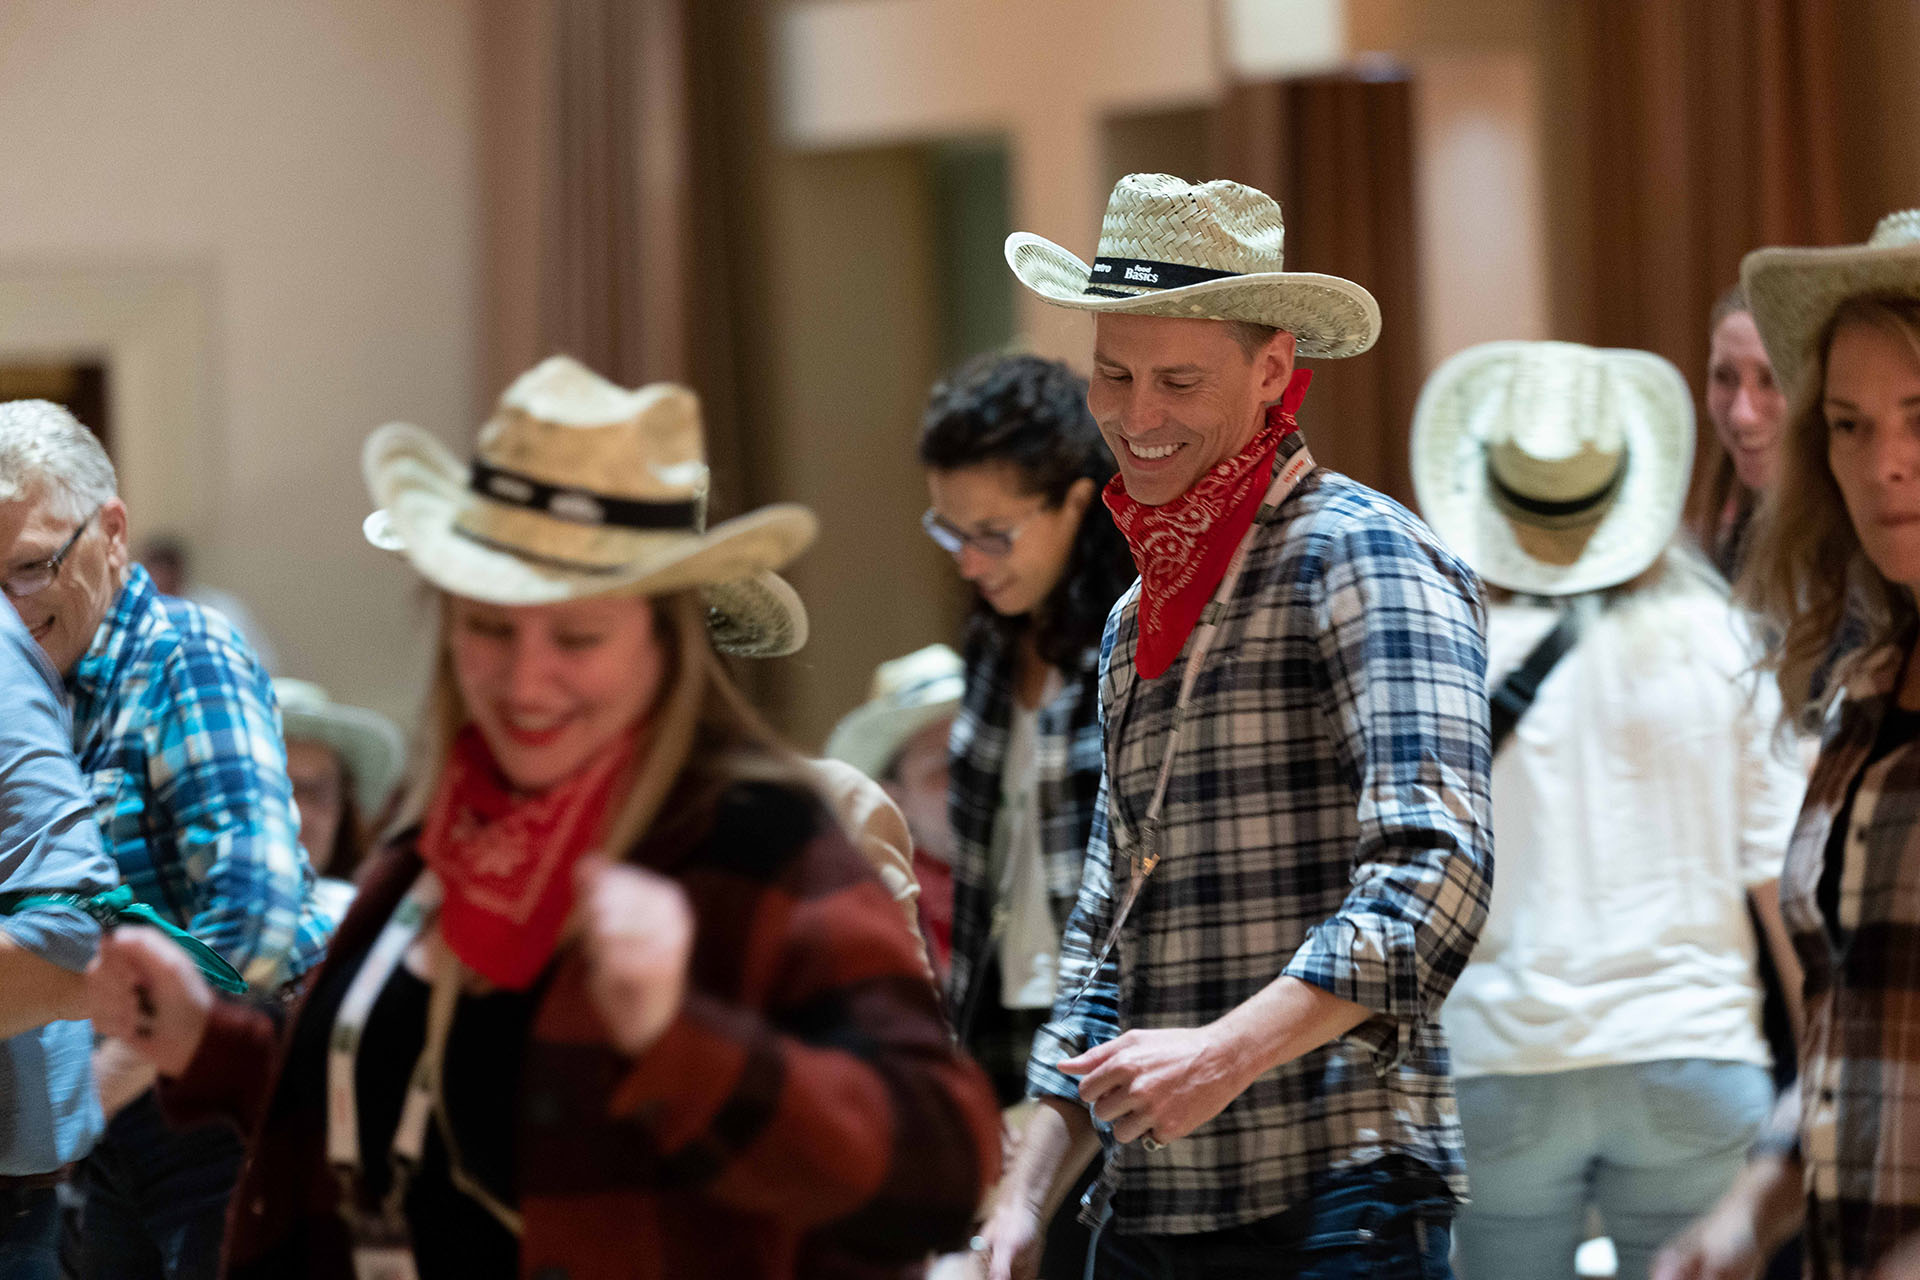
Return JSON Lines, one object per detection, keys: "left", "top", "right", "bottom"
{"left": 1443, "top": 571, "right": 1806, "bottom": 1077}
{"left": 991, "top": 700, "right": 1058, "bottom": 1010}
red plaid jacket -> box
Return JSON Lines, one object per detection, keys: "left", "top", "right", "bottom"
{"left": 158, "top": 777, "right": 1000, "bottom": 1279}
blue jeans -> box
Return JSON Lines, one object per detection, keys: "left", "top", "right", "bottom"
{"left": 0, "top": 1185, "right": 60, "bottom": 1280}
{"left": 1454, "top": 1060, "right": 1773, "bottom": 1280}
{"left": 63, "top": 1090, "right": 245, "bottom": 1280}
{"left": 1091, "top": 1156, "right": 1454, "bottom": 1279}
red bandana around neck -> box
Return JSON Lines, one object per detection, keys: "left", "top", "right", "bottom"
{"left": 419, "top": 725, "right": 635, "bottom": 989}
{"left": 1104, "top": 369, "right": 1312, "bottom": 679}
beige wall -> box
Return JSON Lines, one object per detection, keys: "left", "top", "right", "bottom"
{"left": 753, "top": 146, "right": 970, "bottom": 749}
{"left": 764, "top": 0, "right": 1554, "bottom": 740}
{"left": 0, "top": 0, "right": 479, "bottom": 724}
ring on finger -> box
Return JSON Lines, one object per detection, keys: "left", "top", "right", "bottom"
{"left": 1141, "top": 1131, "right": 1167, "bottom": 1152}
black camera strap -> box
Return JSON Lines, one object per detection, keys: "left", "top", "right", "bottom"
{"left": 1489, "top": 604, "right": 1592, "bottom": 753}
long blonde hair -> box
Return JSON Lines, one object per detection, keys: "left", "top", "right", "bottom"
{"left": 386, "top": 590, "right": 807, "bottom": 861}
{"left": 1739, "top": 295, "right": 1920, "bottom": 721}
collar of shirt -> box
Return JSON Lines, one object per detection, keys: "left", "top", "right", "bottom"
{"left": 68, "top": 563, "right": 159, "bottom": 733}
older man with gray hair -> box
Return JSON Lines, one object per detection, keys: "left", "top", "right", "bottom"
{"left": 0, "top": 400, "right": 330, "bottom": 1280}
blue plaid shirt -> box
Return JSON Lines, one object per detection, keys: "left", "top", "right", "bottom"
{"left": 1028, "top": 462, "right": 1494, "bottom": 1235}
{"left": 69, "top": 566, "right": 332, "bottom": 989}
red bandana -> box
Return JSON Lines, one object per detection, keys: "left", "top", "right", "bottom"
{"left": 1104, "top": 370, "right": 1312, "bottom": 679}
{"left": 419, "top": 725, "right": 635, "bottom": 989}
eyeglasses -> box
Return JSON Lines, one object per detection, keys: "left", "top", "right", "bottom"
{"left": 2, "top": 509, "right": 97, "bottom": 599}
{"left": 920, "top": 506, "right": 1047, "bottom": 559}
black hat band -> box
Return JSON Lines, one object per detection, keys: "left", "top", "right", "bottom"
{"left": 1084, "top": 256, "right": 1242, "bottom": 299}
{"left": 469, "top": 458, "right": 700, "bottom": 531}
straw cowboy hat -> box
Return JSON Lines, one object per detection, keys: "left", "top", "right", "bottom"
{"left": 361, "top": 355, "right": 817, "bottom": 657}
{"left": 1005, "top": 172, "right": 1381, "bottom": 359}
{"left": 272, "top": 678, "right": 406, "bottom": 816}
{"left": 824, "top": 645, "right": 964, "bottom": 780}
{"left": 1411, "top": 340, "right": 1694, "bottom": 596}
{"left": 1743, "top": 208, "right": 1920, "bottom": 401}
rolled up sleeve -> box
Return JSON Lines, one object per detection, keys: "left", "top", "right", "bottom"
{"left": 1284, "top": 521, "right": 1494, "bottom": 1072}
{"left": 143, "top": 636, "right": 309, "bottom": 988}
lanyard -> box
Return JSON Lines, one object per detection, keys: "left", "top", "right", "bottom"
{"left": 1057, "top": 444, "right": 1316, "bottom": 1017}
{"left": 0, "top": 885, "right": 249, "bottom": 994}
{"left": 325, "top": 872, "right": 523, "bottom": 1241}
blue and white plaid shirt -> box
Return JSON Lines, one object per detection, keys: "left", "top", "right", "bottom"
{"left": 1028, "top": 462, "right": 1494, "bottom": 1236}
{"left": 69, "top": 565, "right": 332, "bottom": 990}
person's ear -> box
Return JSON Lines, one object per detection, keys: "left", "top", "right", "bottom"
{"left": 1256, "top": 330, "right": 1298, "bottom": 403}
{"left": 98, "top": 498, "right": 131, "bottom": 572}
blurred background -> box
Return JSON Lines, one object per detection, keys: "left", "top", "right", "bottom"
{"left": 1, "top": 0, "right": 1912, "bottom": 747}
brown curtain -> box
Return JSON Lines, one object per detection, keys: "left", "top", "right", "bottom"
{"left": 476, "top": 0, "right": 757, "bottom": 511}
{"left": 1210, "top": 71, "right": 1422, "bottom": 506}
{"left": 1538, "top": 0, "right": 1862, "bottom": 517}
{"left": 477, "top": 0, "right": 783, "bottom": 710}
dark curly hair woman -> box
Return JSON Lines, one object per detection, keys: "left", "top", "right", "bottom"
{"left": 919, "top": 352, "right": 1134, "bottom": 1278}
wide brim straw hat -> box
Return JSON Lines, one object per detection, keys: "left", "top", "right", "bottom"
{"left": 823, "top": 644, "right": 964, "bottom": 780}
{"left": 1743, "top": 208, "right": 1920, "bottom": 402}
{"left": 272, "top": 678, "right": 406, "bottom": 816}
{"left": 362, "top": 355, "right": 816, "bottom": 657}
{"left": 1006, "top": 172, "right": 1381, "bottom": 359}
{"left": 1411, "top": 340, "right": 1693, "bottom": 596}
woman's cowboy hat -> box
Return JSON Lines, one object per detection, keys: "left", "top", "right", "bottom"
{"left": 1743, "top": 208, "right": 1920, "bottom": 400}
{"left": 1005, "top": 172, "right": 1380, "bottom": 359}
{"left": 361, "top": 356, "right": 816, "bottom": 656}
{"left": 824, "top": 645, "right": 964, "bottom": 780}
{"left": 271, "top": 678, "right": 406, "bottom": 815}
{"left": 1411, "top": 340, "right": 1693, "bottom": 596}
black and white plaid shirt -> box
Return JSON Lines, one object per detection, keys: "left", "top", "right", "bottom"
{"left": 1028, "top": 464, "right": 1494, "bottom": 1235}
{"left": 945, "top": 620, "right": 1105, "bottom": 1101}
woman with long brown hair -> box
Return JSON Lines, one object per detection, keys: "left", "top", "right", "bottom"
{"left": 85, "top": 357, "right": 1000, "bottom": 1279}
{"left": 1690, "top": 284, "right": 1791, "bottom": 577}
{"left": 1654, "top": 212, "right": 1920, "bottom": 1280}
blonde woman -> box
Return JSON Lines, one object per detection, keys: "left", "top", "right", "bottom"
{"left": 1654, "top": 212, "right": 1920, "bottom": 1280}
{"left": 85, "top": 357, "right": 1000, "bottom": 1279}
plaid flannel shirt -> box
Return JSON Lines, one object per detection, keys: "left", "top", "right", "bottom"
{"left": 1761, "top": 640, "right": 1920, "bottom": 1275}
{"left": 68, "top": 565, "right": 331, "bottom": 990}
{"left": 945, "top": 619, "right": 1105, "bottom": 1100}
{"left": 1028, "top": 462, "right": 1493, "bottom": 1235}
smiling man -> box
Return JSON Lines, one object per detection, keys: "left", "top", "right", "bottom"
{"left": 0, "top": 400, "right": 330, "bottom": 1280}
{"left": 978, "top": 175, "right": 1493, "bottom": 1279}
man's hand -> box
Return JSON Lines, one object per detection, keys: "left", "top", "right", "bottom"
{"left": 1059, "top": 1025, "right": 1247, "bottom": 1145}
{"left": 976, "top": 1198, "right": 1044, "bottom": 1280}
{"left": 86, "top": 925, "right": 214, "bottom": 1080}
{"left": 976, "top": 1096, "right": 1099, "bottom": 1280}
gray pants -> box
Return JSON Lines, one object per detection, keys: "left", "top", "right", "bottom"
{"left": 1453, "top": 1059, "right": 1772, "bottom": 1280}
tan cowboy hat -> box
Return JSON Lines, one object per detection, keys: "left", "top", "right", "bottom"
{"left": 271, "top": 678, "right": 406, "bottom": 815}
{"left": 1005, "top": 172, "right": 1381, "bottom": 359}
{"left": 361, "top": 356, "right": 816, "bottom": 657}
{"left": 1411, "top": 340, "right": 1693, "bottom": 596}
{"left": 823, "top": 645, "right": 964, "bottom": 780}
{"left": 1743, "top": 208, "right": 1920, "bottom": 402}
